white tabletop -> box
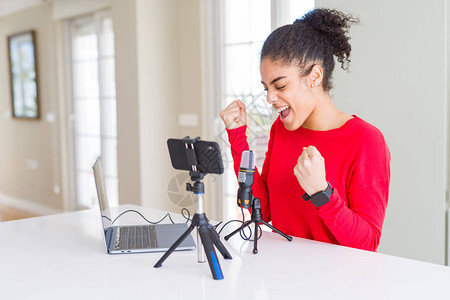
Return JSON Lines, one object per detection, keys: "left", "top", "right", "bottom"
{"left": 1, "top": 205, "right": 449, "bottom": 300}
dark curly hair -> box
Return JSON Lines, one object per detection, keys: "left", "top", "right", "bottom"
{"left": 260, "top": 8, "right": 359, "bottom": 91}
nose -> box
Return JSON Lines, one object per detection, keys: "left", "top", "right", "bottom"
{"left": 266, "top": 92, "right": 278, "bottom": 104}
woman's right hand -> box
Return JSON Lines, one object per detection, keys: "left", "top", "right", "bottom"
{"left": 219, "top": 99, "right": 247, "bottom": 129}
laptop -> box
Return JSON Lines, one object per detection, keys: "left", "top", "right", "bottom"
{"left": 92, "top": 157, "right": 196, "bottom": 254}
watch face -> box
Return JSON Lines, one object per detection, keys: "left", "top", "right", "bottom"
{"left": 303, "top": 182, "right": 333, "bottom": 207}
{"left": 310, "top": 192, "right": 330, "bottom": 207}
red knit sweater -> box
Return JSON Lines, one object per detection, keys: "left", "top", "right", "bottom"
{"left": 226, "top": 115, "right": 390, "bottom": 251}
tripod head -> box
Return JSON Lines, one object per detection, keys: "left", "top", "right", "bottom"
{"left": 186, "top": 172, "right": 205, "bottom": 195}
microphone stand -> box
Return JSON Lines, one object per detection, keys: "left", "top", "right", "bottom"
{"left": 224, "top": 197, "right": 292, "bottom": 254}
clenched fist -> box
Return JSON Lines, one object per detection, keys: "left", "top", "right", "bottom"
{"left": 219, "top": 99, "right": 247, "bottom": 129}
{"left": 293, "top": 146, "right": 328, "bottom": 197}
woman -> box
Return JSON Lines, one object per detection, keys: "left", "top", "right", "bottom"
{"left": 219, "top": 8, "right": 390, "bottom": 251}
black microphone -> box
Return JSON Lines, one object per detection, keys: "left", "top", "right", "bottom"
{"left": 237, "top": 150, "right": 255, "bottom": 209}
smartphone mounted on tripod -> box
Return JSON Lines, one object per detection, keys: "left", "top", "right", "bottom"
{"left": 167, "top": 137, "right": 224, "bottom": 175}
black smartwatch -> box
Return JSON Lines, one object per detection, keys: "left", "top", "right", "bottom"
{"left": 302, "top": 182, "right": 333, "bottom": 207}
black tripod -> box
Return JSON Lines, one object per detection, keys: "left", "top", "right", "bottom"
{"left": 224, "top": 197, "right": 292, "bottom": 254}
{"left": 154, "top": 172, "right": 232, "bottom": 280}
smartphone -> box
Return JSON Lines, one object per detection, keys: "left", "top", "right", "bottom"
{"left": 167, "top": 138, "right": 224, "bottom": 174}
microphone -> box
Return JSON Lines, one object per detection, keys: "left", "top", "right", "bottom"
{"left": 237, "top": 150, "right": 255, "bottom": 209}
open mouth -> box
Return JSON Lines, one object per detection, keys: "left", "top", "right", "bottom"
{"left": 277, "top": 106, "right": 290, "bottom": 120}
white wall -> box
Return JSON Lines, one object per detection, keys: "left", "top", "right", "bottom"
{"left": 0, "top": 4, "right": 64, "bottom": 211}
{"left": 318, "top": 0, "right": 448, "bottom": 264}
{"left": 178, "top": 0, "right": 203, "bottom": 139}
{"left": 133, "top": 0, "right": 216, "bottom": 217}
{"left": 111, "top": 0, "right": 142, "bottom": 206}
{"left": 135, "top": 0, "right": 184, "bottom": 213}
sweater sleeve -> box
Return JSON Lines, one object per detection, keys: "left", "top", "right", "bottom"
{"left": 226, "top": 126, "right": 272, "bottom": 222}
{"left": 315, "top": 131, "right": 390, "bottom": 251}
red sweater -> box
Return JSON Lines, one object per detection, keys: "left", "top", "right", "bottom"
{"left": 226, "top": 116, "right": 390, "bottom": 251}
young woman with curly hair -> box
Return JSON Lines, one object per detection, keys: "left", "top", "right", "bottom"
{"left": 220, "top": 8, "right": 390, "bottom": 251}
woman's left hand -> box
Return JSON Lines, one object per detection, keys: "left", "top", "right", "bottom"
{"left": 293, "top": 146, "right": 328, "bottom": 196}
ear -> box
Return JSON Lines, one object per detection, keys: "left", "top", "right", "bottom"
{"left": 309, "top": 65, "right": 324, "bottom": 88}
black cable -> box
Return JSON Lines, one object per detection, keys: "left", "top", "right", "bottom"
{"left": 112, "top": 210, "right": 175, "bottom": 225}
{"left": 216, "top": 219, "right": 244, "bottom": 235}
{"left": 213, "top": 221, "right": 223, "bottom": 229}
{"left": 214, "top": 207, "right": 262, "bottom": 241}
{"left": 239, "top": 206, "right": 251, "bottom": 240}
{"left": 237, "top": 206, "right": 262, "bottom": 241}
{"left": 252, "top": 224, "right": 263, "bottom": 241}
{"left": 180, "top": 208, "right": 191, "bottom": 222}
{"left": 101, "top": 207, "right": 191, "bottom": 226}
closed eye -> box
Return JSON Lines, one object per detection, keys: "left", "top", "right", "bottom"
{"left": 276, "top": 85, "right": 286, "bottom": 90}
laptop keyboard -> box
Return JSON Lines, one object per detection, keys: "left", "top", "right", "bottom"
{"left": 115, "top": 226, "right": 157, "bottom": 250}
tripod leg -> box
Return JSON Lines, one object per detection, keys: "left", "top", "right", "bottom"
{"left": 207, "top": 224, "right": 232, "bottom": 259}
{"left": 154, "top": 224, "right": 196, "bottom": 268}
{"left": 260, "top": 220, "right": 293, "bottom": 241}
{"left": 253, "top": 221, "right": 258, "bottom": 254}
{"left": 224, "top": 220, "right": 253, "bottom": 241}
{"left": 199, "top": 224, "right": 224, "bottom": 280}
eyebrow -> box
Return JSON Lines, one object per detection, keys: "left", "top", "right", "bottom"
{"left": 261, "top": 76, "right": 287, "bottom": 86}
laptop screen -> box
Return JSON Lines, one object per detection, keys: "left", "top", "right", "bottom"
{"left": 92, "top": 157, "right": 113, "bottom": 233}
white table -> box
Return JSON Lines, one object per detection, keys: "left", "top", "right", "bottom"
{"left": 1, "top": 205, "right": 450, "bottom": 299}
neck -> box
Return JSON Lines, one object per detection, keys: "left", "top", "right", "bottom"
{"left": 302, "top": 90, "right": 352, "bottom": 131}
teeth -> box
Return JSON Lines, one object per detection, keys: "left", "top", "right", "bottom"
{"left": 276, "top": 106, "right": 289, "bottom": 114}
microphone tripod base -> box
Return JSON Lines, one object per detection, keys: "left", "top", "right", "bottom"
{"left": 224, "top": 198, "right": 292, "bottom": 254}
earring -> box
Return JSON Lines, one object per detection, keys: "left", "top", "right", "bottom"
{"left": 311, "top": 82, "right": 319, "bottom": 87}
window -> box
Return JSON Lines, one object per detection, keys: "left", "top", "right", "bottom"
{"left": 68, "top": 11, "right": 118, "bottom": 209}
{"left": 217, "top": 0, "right": 315, "bottom": 220}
